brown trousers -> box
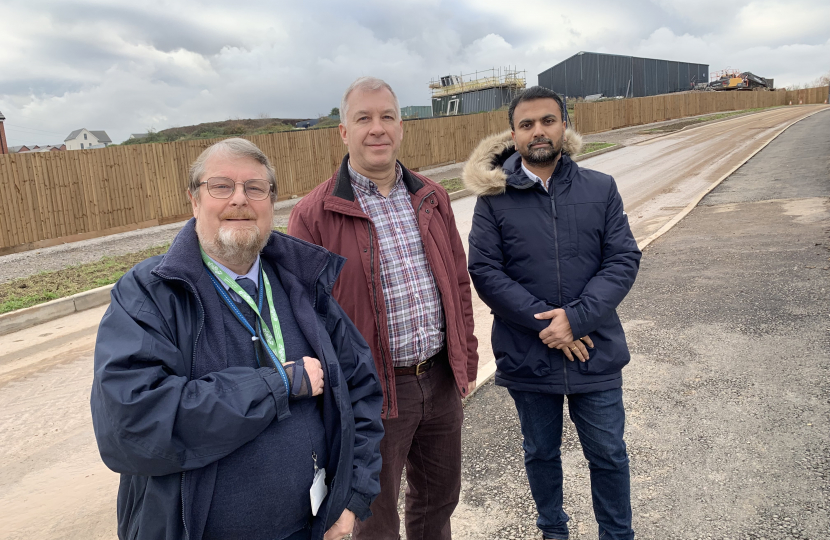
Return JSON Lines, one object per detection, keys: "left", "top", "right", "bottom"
{"left": 352, "top": 357, "right": 464, "bottom": 540}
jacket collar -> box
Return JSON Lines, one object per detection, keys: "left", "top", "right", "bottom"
{"left": 502, "top": 151, "right": 572, "bottom": 191}
{"left": 461, "top": 128, "right": 583, "bottom": 197}
{"left": 331, "top": 153, "right": 424, "bottom": 202}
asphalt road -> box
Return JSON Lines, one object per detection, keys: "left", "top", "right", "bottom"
{"left": 452, "top": 108, "right": 830, "bottom": 539}
{"left": 0, "top": 106, "right": 827, "bottom": 539}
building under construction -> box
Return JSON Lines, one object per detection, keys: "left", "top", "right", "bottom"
{"left": 538, "top": 52, "right": 709, "bottom": 99}
{"left": 430, "top": 67, "right": 526, "bottom": 117}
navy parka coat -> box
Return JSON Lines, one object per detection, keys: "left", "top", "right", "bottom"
{"left": 90, "top": 219, "right": 384, "bottom": 540}
{"left": 463, "top": 130, "right": 641, "bottom": 394}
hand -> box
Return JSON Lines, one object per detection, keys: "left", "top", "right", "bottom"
{"left": 323, "top": 509, "right": 355, "bottom": 540}
{"left": 558, "top": 336, "right": 594, "bottom": 362}
{"left": 302, "top": 357, "right": 325, "bottom": 396}
{"left": 467, "top": 380, "right": 477, "bottom": 394}
{"left": 534, "top": 309, "right": 574, "bottom": 348}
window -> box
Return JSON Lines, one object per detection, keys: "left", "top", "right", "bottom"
{"left": 84, "top": 134, "right": 87, "bottom": 140}
{"left": 447, "top": 99, "right": 460, "bottom": 116}
{"left": 81, "top": 143, "right": 84, "bottom": 149}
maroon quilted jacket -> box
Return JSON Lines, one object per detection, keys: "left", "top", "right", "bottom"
{"left": 288, "top": 155, "right": 478, "bottom": 419}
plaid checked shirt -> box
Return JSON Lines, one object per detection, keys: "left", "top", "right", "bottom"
{"left": 349, "top": 162, "right": 445, "bottom": 367}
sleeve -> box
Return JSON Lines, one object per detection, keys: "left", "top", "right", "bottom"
{"left": 325, "top": 296, "right": 384, "bottom": 521}
{"left": 90, "top": 279, "right": 291, "bottom": 478}
{"left": 443, "top": 194, "right": 480, "bottom": 385}
{"left": 562, "top": 179, "right": 641, "bottom": 338}
{"left": 467, "top": 196, "right": 552, "bottom": 335}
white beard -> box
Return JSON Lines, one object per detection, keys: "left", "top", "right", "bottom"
{"left": 197, "top": 221, "right": 269, "bottom": 268}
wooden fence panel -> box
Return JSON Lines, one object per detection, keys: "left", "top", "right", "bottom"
{"left": 0, "top": 110, "right": 510, "bottom": 251}
{"left": 573, "top": 86, "right": 828, "bottom": 135}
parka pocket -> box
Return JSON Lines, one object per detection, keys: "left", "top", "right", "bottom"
{"left": 576, "top": 345, "right": 598, "bottom": 374}
{"left": 575, "top": 345, "right": 629, "bottom": 375}
{"left": 492, "top": 320, "right": 551, "bottom": 378}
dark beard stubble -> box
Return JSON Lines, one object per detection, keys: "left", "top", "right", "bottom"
{"left": 522, "top": 136, "right": 564, "bottom": 167}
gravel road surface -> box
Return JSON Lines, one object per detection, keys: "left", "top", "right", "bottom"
{"left": 450, "top": 108, "right": 830, "bottom": 539}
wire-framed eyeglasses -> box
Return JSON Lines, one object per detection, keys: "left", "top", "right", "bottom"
{"left": 198, "top": 177, "right": 273, "bottom": 201}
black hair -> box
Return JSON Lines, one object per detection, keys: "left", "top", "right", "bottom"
{"left": 508, "top": 86, "right": 566, "bottom": 130}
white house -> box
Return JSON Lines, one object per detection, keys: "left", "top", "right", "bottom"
{"left": 64, "top": 129, "right": 112, "bottom": 150}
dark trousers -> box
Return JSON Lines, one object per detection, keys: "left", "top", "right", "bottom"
{"left": 508, "top": 387, "right": 634, "bottom": 540}
{"left": 352, "top": 358, "right": 463, "bottom": 540}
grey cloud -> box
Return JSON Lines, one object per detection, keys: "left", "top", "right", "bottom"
{"left": 1, "top": 0, "right": 827, "bottom": 147}
{"left": 42, "top": 3, "right": 244, "bottom": 55}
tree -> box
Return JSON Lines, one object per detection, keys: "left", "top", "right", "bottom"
{"left": 330, "top": 107, "right": 340, "bottom": 117}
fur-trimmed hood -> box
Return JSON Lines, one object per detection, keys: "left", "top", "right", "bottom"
{"left": 462, "top": 128, "right": 583, "bottom": 197}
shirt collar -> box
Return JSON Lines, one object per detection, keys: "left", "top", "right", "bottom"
{"left": 205, "top": 253, "right": 260, "bottom": 291}
{"left": 348, "top": 161, "right": 403, "bottom": 196}
{"left": 521, "top": 158, "right": 565, "bottom": 191}
{"left": 521, "top": 161, "right": 551, "bottom": 191}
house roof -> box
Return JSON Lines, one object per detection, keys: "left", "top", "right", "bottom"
{"left": 89, "top": 130, "right": 111, "bottom": 143}
{"left": 65, "top": 129, "right": 85, "bottom": 141}
{"left": 65, "top": 128, "right": 112, "bottom": 143}
{"left": 0, "top": 111, "right": 6, "bottom": 121}
{"left": 130, "top": 133, "right": 149, "bottom": 139}
{"left": 9, "top": 145, "right": 29, "bottom": 153}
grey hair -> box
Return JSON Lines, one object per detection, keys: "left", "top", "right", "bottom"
{"left": 340, "top": 76, "right": 400, "bottom": 125}
{"left": 188, "top": 138, "right": 278, "bottom": 202}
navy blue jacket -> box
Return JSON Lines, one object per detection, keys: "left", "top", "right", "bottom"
{"left": 464, "top": 130, "right": 641, "bottom": 394}
{"left": 90, "top": 219, "right": 384, "bottom": 540}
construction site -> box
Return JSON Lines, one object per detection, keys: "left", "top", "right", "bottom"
{"left": 429, "top": 67, "right": 526, "bottom": 116}
{"left": 706, "top": 68, "right": 774, "bottom": 91}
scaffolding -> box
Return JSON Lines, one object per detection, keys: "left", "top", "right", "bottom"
{"left": 429, "top": 67, "right": 527, "bottom": 97}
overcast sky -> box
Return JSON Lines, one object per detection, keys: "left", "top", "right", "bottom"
{"left": 2, "top": 0, "right": 828, "bottom": 146}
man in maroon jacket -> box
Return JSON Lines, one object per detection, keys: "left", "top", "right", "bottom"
{"left": 289, "top": 76, "right": 478, "bottom": 540}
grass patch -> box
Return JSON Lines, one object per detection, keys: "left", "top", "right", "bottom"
{"left": 642, "top": 106, "right": 779, "bottom": 133}
{"left": 579, "top": 142, "right": 615, "bottom": 155}
{"left": 440, "top": 177, "right": 465, "bottom": 193}
{"left": 0, "top": 245, "right": 170, "bottom": 315}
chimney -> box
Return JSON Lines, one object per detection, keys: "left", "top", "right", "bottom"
{"left": 0, "top": 111, "right": 8, "bottom": 155}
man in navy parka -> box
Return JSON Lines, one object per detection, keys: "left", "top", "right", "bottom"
{"left": 464, "top": 87, "right": 641, "bottom": 540}
{"left": 90, "top": 138, "right": 383, "bottom": 540}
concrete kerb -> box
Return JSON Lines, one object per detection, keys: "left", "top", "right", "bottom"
{"left": 638, "top": 106, "right": 830, "bottom": 251}
{"left": 0, "top": 284, "right": 113, "bottom": 337}
{"left": 572, "top": 143, "right": 624, "bottom": 162}
{"left": 626, "top": 104, "right": 814, "bottom": 148}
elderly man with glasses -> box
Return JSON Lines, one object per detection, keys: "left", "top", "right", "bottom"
{"left": 91, "top": 138, "right": 384, "bottom": 540}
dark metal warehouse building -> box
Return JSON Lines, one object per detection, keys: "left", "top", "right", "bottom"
{"left": 538, "top": 52, "right": 709, "bottom": 99}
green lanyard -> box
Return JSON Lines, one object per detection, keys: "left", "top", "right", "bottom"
{"left": 200, "top": 247, "right": 287, "bottom": 365}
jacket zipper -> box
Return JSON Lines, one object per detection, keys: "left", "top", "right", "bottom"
{"left": 366, "top": 221, "right": 393, "bottom": 419}
{"left": 415, "top": 190, "right": 452, "bottom": 365}
{"left": 548, "top": 180, "right": 569, "bottom": 395}
{"left": 153, "top": 271, "right": 203, "bottom": 540}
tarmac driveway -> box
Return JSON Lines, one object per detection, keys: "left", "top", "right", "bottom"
{"left": 453, "top": 109, "right": 830, "bottom": 539}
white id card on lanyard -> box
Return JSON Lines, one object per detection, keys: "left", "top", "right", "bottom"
{"left": 310, "top": 466, "right": 328, "bottom": 516}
